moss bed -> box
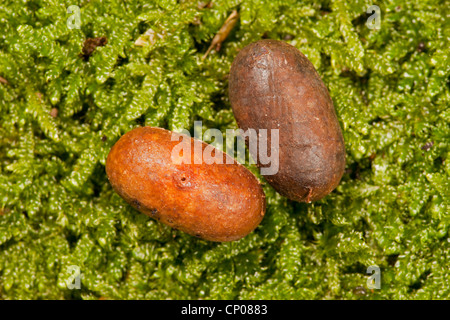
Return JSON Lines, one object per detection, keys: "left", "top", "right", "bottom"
{"left": 0, "top": 0, "right": 449, "bottom": 299}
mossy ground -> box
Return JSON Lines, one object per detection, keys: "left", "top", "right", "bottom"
{"left": 0, "top": 0, "right": 449, "bottom": 299}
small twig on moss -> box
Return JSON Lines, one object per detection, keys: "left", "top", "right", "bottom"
{"left": 81, "top": 37, "right": 108, "bottom": 61}
{"left": 0, "top": 76, "right": 8, "bottom": 84}
{"left": 198, "top": 1, "right": 213, "bottom": 9}
{"left": 202, "top": 10, "right": 239, "bottom": 60}
{"left": 50, "top": 108, "right": 58, "bottom": 118}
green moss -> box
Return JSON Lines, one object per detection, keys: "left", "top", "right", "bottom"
{"left": 0, "top": 0, "right": 449, "bottom": 299}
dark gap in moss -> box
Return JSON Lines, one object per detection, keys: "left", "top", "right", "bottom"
{"left": 320, "top": 53, "right": 332, "bottom": 71}
{"left": 304, "top": 224, "right": 321, "bottom": 243}
{"left": 320, "top": 1, "right": 332, "bottom": 14}
{"left": 26, "top": 2, "right": 41, "bottom": 17}
{"left": 397, "top": 49, "right": 415, "bottom": 66}
{"left": 56, "top": 150, "right": 71, "bottom": 164}
{"left": 343, "top": 261, "right": 366, "bottom": 274}
{"left": 358, "top": 218, "right": 370, "bottom": 240}
{"left": 391, "top": 20, "right": 401, "bottom": 33}
{"left": 113, "top": 215, "right": 123, "bottom": 237}
{"left": 116, "top": 56, "right": 129, "bottom": 68}
{"left": 137, "top": 21, "right": 150, "bottom": 35}
{"left": 209, "top": 90, "right": 229, "bottom": 113}
{"left": 35, "top": 56, "right": 51, "bottom": 69}
{"left": 361, "top": 89, "right": 369, "bottom": 105}
{"left": 119, "top": 263, "right": 130, "bottom": 284}
{"left": 351, "top": 14, "right": 368, "bottom": 28}
{"left": 129, "top": 75, "right": 146, "bottom": 92}
{"left": 387, "top": 254, "right": 399, "bottom": 266}
{"left": 81, "top": 22, "right": 94, "bottom": 39}
{"left": 135, "top": 114, "right": 146, "bottom": 127}
{"left": 63, "top": 287, "right": 84, "bottom": 300}
{"left": 103, "top": 77, "right": 116, "bottom": 90}
{"left": 348, "top": 162, "right": 361, "bottom": 180}
{"left": 408, "top": 270, "right": 431, "bottom": 292}
{"left": 31, "top": 128, "right": 46, "bottom": 142}
{"left": 433, "top": 156, "right": 444, "bottom": 169}
{"left": 0, "top": 238, "right": 17, "bottom": 252}
{"left": 53, "top": 172, "right": 63, "bottom": 184}
{"left": 340, "top": 69, "right": 370, "bottom": 91}
{"left": 55, "top": 38, "right": 71, "bottom": 49}
{"left": 65, "top": 230, "right": 80, "bottom": 250}
{"left": 72, "top": 102, "right": 90, "bottom": 123}
{"left": 191, "top": 27, "right": 209, "bottom": 54}
{"left": 158, "top": 117, "right": 169, "bottom": 130}
{"left": 91, "top": 163, "right": 107, "bottom": 198}
{"left": 360, "top": 70, "right": 371, "bottom": 86}
{"left": 370, "top": 117, "right": 382, "bottom": 125}
{"left": 400, "top": 211, "right": 411, "bottom": 224}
